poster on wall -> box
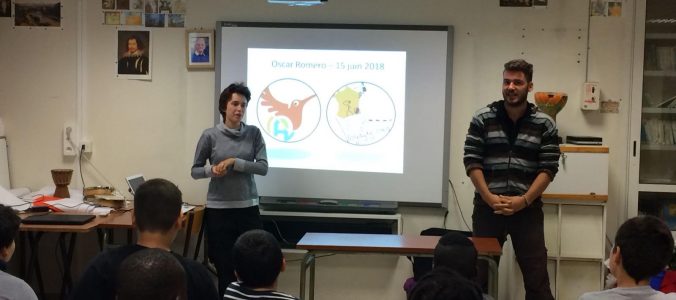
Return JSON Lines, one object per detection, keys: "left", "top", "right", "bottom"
{"left": 14, "top": 0, "right": 61, "bottom": 27}
{"left": 117, "top": 29, "right": 152, "bottom": 80}
{"left": 0, "top": 0, "right": 11, "bottom": 17}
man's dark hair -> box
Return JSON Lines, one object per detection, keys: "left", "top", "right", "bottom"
{"left": 127, "top": 35, "right": 145, "bottom": 51}
{"left": 133, "top": 178, "right": 182, "bottom": 233}
{"left": 504, "top": 59, "right": 533, "bottom": 82}
{"left": 0, "top": 204, "right": 20, "bottom": 250}
{"left": 232, "top": 229, "right": 283, "bottom": 288}
{"left": 615, "top": 215, "right": 674, "bottom": 283}
{"left": 433, "top": 232, "right": 477, "bottom": 279}
{"left": 116, "top": 248, "right": 187, "bottom": 300}
{"left": 218, "top": 82, "right": 251, "bottom": 116}
{"left": 408, "top": 267, "right": 483, "bottom": 300}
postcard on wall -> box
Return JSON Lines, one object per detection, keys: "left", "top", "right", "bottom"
{"left": 102, "top": 0, "right": 114, "bottom": 10}
{"left": 15, "top": 0, "right": 61, "bottom": 27}
{"left": 607, "top": 1, "right": 621, "bottom": 17}
{"left": 116, "top": 0, "right": 129, "bottom": 10}
{"left": 129, "top": 0, "right": 143, "bottom": 11}
{"left": 145, "top": 0, "right": 158, "bottom": 13}
{"left": 169, "top": 0, "right": 187, "bottom": 14}
{"left": 186, "top": 29, "right": 214, "bottom": 70}
{"left": 144, "top": 13, "right": 164, "bottom": 27}
{"left": 104, "top": 11, "right": 121, "bottom": 25}
{"left": 117, "top": 29, "right": 152, "bottom": 80}
{"left": 0, "top": 0, "right": 11, "bottom": 17}
{"left": 167, "top": 13, "right": 184, "bottom": 28}
{"left": 122, "top": 11, "right": 142, "bottom": 25}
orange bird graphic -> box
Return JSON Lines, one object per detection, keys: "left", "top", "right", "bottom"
{"left": 260, "top": 87, "right": 315, "bottom": 130}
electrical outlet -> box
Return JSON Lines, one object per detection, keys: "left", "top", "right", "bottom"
{"left": 80, "top": 140, "right": 93, "bottom": 154}
{"left": 63, "top": 125, "right": 76, "bottom": 157}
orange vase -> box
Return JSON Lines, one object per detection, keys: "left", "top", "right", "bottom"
{"left": 534, "top": 92, "right": 567, "bottom": 121}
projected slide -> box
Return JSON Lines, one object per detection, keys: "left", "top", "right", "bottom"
{"left": 248, "top": 48, "right": 406, "bottom": 174}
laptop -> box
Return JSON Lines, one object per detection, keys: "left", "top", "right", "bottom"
{"left": 125, "top": 174, "right": 145, "bottom": 195}
{"left": 21, "top": 214, "right": 96, "bottom": 225}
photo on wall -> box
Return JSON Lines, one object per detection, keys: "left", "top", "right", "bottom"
{"left": 14, "top": 0, "right": 61, "bottom": 27}
{"left": 117, "top": 29, "right": 151, "bottom": 80}
{"left": 186, "top": 29, "right": 213, "bottom": 69}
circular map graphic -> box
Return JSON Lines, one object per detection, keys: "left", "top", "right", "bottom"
{"left": 256, "top": 78, "right": 320, "bottom": 143}
{"left": 326, "top": 82, "right": 396, "bottom": 146}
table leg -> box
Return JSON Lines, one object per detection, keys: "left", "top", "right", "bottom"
{"left": 26, "top": 232, "right": 46, "bottom": 300}
{"left": 299, "top": 252, "right": 315, "bottom": 300}
{"left": 194, "top": 218, "right": 206, "bottom": 261}
{"left": 58, "top": 233, "right": 78, "bottom": 298}
{"left": 478, "top": 255, "right": 499, "bottom": 299}
{"left": 183, "top": 211, "right": 195, "bottom": 257}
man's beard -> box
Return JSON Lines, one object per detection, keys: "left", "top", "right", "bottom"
{"left": 503, "top": 90, "right": 528, "bottom": 107}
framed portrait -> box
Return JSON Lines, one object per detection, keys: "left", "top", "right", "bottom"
{"left": 186, "top": 29, "right": 214, "bottom": 70}
{"left": 117, "top": 29, "right": 152, "bottom": 80}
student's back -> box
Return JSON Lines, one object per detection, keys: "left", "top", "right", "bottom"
{"left": 70, "top": 179, "right": 218, "bottom": 300}
{"left": 70, "top": 244, "right": 214, "bottom": 300}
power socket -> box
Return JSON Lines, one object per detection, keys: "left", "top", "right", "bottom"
{"left": 80, "top": 140, "right": 93, "bottom": 154}
{"left": 63, "top": 125, "right": 76, "bottom": 157}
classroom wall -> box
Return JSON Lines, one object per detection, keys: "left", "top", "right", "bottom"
{"left": 0, "top": 0, "right": 635, "bottom": 299}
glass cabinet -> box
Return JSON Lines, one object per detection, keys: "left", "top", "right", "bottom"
{"left": 630, "top": 0, "right": 676, "bottom": 220}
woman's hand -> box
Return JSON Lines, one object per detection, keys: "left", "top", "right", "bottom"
{"left": 212, "top": 158, "right": 236, "bottom": 177}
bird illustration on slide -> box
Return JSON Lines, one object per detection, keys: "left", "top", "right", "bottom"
{"left": 260, "top": 87, "right": 316, "bottom": 130}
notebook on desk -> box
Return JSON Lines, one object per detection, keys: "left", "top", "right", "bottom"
{"left": 21, "top": 214, "right": 96, "bottom": 225}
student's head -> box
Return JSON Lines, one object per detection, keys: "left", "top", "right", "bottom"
{"left": 433, "top": 232, "right": 477, "bottom": 279}
{"left": 116, "top": 248, "right": 187, "bottom": 300}
{"left": 133, "top": 178, "right": 182, "bottom": 233}
{"left": 408, "top": 267, "right": 483, "bottom": 300}
{"left": 218, "top": 82, "right": 251, "bottom": 120}
{"left": 232, "top": 229, "right": 284, "bottom": 288}
{"left": 0, "top": 204, "right": 20, "bottom": 262}
{"left": 612, "top": 215, "right": 674, "bottom": 283}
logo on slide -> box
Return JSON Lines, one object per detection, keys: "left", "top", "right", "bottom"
{"left": 326, "top": 82, "right": 396, "bottom": 146}
{"left": 256, "top": 78, "right": 320, "bottom": 143}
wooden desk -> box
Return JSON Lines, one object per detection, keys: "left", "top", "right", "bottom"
{"left": 296, "top": 233, "right": 501, "bottom": 300}
{"left": 19, "top": 214, "right": 102, "bottom": 300}
{"left": 96, "top": 207, "right": 203, "bottom": 257}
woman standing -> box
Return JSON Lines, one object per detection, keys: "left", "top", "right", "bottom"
{"left": 191, "top": 82, "right": 268, "bottom": 296}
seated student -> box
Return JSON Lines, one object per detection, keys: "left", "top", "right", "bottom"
{"left": 579, "top": 215, "right": 676, "bottom": 300}
{"left": 0, "top": 204, "right": 38, "bottom": 300}
{"left": 408, "top": 267, "right": 483, "bottom": 300}
{"left": 224, "top": 229, "right": 297, "bottom": 300}
{"left": 70, "top": 178, "right": 218, "bottom": 300}
{"left": 116, "top": 248, "right": 187, "bottom": 300}
{"left": 405, "top": 231, "right": 493, "bottom": 300}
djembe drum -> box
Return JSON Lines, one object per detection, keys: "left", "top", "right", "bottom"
{"left": 51, "top": 169, "right": 73, "bottom": 198}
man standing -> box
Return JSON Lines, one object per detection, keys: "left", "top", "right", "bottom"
{"left": 463, "top": 59, "right": 560, "bottom": 300}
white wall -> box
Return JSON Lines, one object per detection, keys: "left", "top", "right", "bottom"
{"left": 0, "top": 0, "right": 636, "bottom": 299}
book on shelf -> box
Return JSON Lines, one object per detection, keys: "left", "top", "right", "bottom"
{"left": 643, "top": 119, "right": 676, "bottom": 145}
